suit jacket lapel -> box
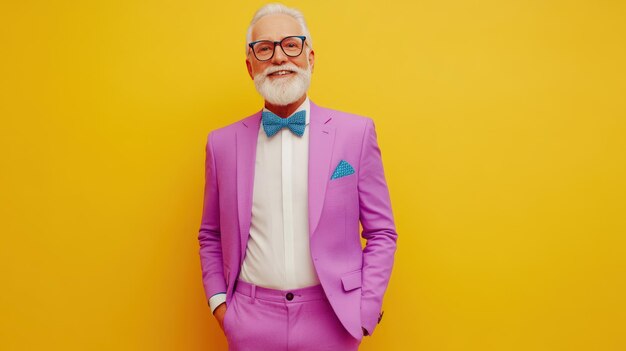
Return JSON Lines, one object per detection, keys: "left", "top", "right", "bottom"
{"left": 236, "top": 111, "right": 261, "bottom": 259}
{"left": 308, "top": 101, "right": 336, "bottom": 237}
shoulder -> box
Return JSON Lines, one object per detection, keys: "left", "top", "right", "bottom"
{"left": 205, "top": 110, "right": 261, "bottom": 144}
{"left": 313, "top": 102, "right": 373, "bottom": 128}
{"left": 312, "top": 102, "right": 375, "bottom": 137}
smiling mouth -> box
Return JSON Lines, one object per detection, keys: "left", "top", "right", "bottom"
{"left": 268, "top": 70, "right": 295, "bottom": 77}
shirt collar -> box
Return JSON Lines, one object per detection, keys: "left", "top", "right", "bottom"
{"left": 262, "top": 96, "right": 310, "bottom": 125}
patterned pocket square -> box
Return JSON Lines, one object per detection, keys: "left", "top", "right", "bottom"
{"left": 331, "top": 160, "right": 355, "bottom": 180}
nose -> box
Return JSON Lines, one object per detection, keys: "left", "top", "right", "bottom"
{"left": 271, "top": 43, "right": 288, "bottom": 65}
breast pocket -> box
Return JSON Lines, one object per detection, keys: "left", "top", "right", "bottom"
{"left": 327, "top": 173, "right": 357, "bottom": 190}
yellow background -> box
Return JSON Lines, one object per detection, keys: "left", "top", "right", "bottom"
{"left": 1, "top": 0, "right": 625, "bottom": 350}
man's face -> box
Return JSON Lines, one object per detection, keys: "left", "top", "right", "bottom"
{"left": 246, "top": 13, "right": 315, "bottom": 106}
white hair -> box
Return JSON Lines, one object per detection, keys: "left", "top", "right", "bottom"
{"left": 245, "top": 3, "right": 313, "bottom": 55}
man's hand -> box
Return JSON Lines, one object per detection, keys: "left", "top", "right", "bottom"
{"left": 213, "top": 303, "right": 227, "bottom": 331}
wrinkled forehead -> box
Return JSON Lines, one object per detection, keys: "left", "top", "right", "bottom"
{"left": 250, "top": 13, "right": 304, "bottom": 42}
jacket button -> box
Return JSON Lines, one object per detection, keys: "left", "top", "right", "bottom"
{"left": 286, "top": 292, "right": 294, "bottom": 301}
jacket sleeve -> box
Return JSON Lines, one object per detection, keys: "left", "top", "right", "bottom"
{"left": 198, "top": 131, "right": 227, "bottom": 305}
{"left": 357, "top": 118, "right": 398, "bottom": 336}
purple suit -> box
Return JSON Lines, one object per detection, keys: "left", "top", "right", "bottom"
{"left": 198, "top": 101, "right": 398, "bottom": 341}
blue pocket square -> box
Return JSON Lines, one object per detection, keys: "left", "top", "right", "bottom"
{"left": 331, "top": 160, "right": 355, "bottom": 180}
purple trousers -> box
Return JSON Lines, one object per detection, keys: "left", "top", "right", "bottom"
{"left": 223, "top": 279, "right": 361, "bottom": 351}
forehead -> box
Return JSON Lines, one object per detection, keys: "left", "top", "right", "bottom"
{"left": 250, "top": 13, "right": 303, "bottom": 42}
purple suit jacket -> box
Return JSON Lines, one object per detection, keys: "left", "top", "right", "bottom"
{"left": 198, "top": 100, "right": 398, "bottom": 340}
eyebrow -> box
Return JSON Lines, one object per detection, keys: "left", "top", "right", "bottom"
{"left": 251, "top": 34, "right": 304, "bottom": 42}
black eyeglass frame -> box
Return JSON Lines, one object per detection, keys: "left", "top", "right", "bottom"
{"left": 248, "top": 35, "right": 308, "bottom": 61}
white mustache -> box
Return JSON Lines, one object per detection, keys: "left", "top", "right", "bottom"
{"left": 263, "top": 64, "right": 304, "bottom": 77}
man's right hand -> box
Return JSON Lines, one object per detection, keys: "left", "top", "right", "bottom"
{"left": 213, "top": 303, "right": 227, "bottom": 331}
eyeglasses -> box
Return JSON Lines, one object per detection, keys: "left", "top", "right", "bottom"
{"left": 248, "top": 35, "right": 307, "bottom": 61}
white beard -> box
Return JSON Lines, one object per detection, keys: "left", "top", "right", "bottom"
{"left": 253, "top": 62, "right": 311, "bottom": 106}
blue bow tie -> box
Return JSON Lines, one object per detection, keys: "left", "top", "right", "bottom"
{"left": 262, "top": 110, "right": 307, "bottom": 137}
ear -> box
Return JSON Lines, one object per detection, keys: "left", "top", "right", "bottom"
{"left": 308, "top": 49, "right": 315, "bottom": 73}
{"left": 246, "top": 57, "right": 254, "bottom": 80}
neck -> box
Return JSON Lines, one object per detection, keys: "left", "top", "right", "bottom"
{"left": 264, "top": 94, "right": 307, "bottom": 118}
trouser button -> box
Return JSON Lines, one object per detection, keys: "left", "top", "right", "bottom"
{"left": 286, "top": 292, "right": 294, "bottom": 301}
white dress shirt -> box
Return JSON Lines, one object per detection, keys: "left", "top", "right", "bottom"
{"left": 209, "top": 97, "right": 320, "bottom": 313}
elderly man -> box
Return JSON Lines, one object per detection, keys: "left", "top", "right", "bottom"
{"left": 198, "top": 3, "right": 398, "bottom": 350}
